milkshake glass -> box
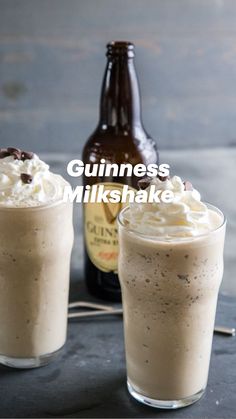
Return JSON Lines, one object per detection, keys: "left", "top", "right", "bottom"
{"left": 118, "top": 176, "right": 226, "bottom": 409}
{"left": 0, "top": 148, "right": 74, "bottom": 368}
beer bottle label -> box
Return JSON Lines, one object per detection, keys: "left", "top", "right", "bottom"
{"left": 84, "top": 182, "right": 135, "bottom": 273}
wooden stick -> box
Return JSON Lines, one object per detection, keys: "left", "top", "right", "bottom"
{"left": 68, "top": 301, "right": 114, "bottom": 311}
{"left": 68, "top": 306, "right": 235, "bottom": 336}
{"left": 68, "top": 308, "right": 123, "bottom": 319}
{"left": 214, "top": 326, "right": 235, "bottom": 336}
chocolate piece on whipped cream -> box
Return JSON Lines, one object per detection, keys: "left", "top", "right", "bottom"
{"left": 21, "top": 151, "right": 34, "bottom": 161}
{"left": 0, "top": 148, "right": 11, "bottom": 159}
{"left": 0, "top": 147, "right": 34, "bottom": 161}
{"left": 158, "top": 175, "right": 170, "bottom": 182}
{"left": 20, "top": 173, "right": 33, "bottom": 184}
{"left": 138, "top": 174, "right": 170, "bottom": 190}
{"left": 138, "top": 177, "right": 152, "bottom": 190}
{"left": 6, "top": 147, "right": 21, "bottom": 160}
{"left": 7, "top": 147, "right": 21, "bottom": 153}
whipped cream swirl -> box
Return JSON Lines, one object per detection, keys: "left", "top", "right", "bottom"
{"left": 0, "top": 154, "right": 67, "bottom": 207}
{"left": 126, "top": 176, "right": 216, "bottom": 238}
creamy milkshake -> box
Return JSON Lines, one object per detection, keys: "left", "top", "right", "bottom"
{"left": 0, "top": 148, "right": 74, "bottom": 368}
{"left": 118, "top": 176, "right": 225, "bottom": 408}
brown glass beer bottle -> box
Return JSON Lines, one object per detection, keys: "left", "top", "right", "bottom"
{"left": 82, "top": 41, "right": 159, "bottom": 301}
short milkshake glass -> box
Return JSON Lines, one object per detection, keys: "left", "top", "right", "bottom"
{"left": 0, "top": 200, "right": 74, "bottom": 368}
{"left": 118, "top": 204, "right": 226, "bottom": 409}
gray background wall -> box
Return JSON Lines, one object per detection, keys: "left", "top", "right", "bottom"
{"left": 1, "top": 0, "right": 236, "bottom": 153}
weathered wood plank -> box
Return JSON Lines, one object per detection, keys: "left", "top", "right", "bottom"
{"left": 1, "top": 0, "right": 236, "bottom": 151}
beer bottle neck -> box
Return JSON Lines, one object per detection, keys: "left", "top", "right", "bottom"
{"left": 99, "top": 56, "right": 142, "bottom": 131}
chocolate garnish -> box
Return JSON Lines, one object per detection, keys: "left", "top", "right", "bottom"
{"left": 183, "top": 181, "right": 193, "bottom": 191}
{"left": 138, "top": 177, "right": 152, "bottom": 190}
{"left": 7, "top": 147, "right": 22, "bottom": 159}
{"left": 158, "top": 175, "right": 170, "bottom": 182}
{"left": 21, "top": 173, "right": 33, "bottom": 184}
{"left": 0, "top": 147, "right": 22, "bottom": 160}
{"left": 138, "top": 174, "right": 170, "bottom": 189}
{"left": 0, "top": 148, "right": 11, "bottom": 158}
{"left": 7, "top": 147, "right": 21, "bottom": 154}
{"left": 13, "top": 151, "right": 22, "bottom": 160}
{"left": 21, "top": 151, "right": 34, "bottom": 161}
{"left": 0, "top": 147, "right": 34, "bottom": 161}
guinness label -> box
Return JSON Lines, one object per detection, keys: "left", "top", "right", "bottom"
{"left": 84, "top": 182, "right": 134, "bottom": 273}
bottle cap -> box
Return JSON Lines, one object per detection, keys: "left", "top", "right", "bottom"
{"left": 106, "top": 41, "right": 135, "bottom": 58}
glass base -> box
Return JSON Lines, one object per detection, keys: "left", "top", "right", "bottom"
{"left": 0, "top": 346, "right": 63, "bottom": 369}
{"left": 127, "top": 380, "right": 205, "bottom": 409}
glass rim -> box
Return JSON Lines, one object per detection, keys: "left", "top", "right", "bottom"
{"left": 117, "top": 202, "right": 226, "bottom": 242}
{"left": 0, "top": 199, "right": 68, "bottom": 212}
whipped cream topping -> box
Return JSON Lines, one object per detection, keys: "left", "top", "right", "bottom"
{"left": 0, "top": 154, "right": 68, "bottom": 207}
{"left": 125, "top": 176, "right": 219, "bottom": 238}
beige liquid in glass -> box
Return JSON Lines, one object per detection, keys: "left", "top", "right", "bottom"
{"left": 0, "top": 201, "right": 74, "bottom": 367}
{"left": 118, "top": 207, "right": 225, "bottom": 406}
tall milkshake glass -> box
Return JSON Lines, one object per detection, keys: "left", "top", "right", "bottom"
{"left": 0, "top": 201, "right": 73, "bottom": 368}
{"left": 118, "top": 200, "right": 225, "bottom": 409}
{"left": 0, "top": 148, "right": 74, "bottom": 368}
